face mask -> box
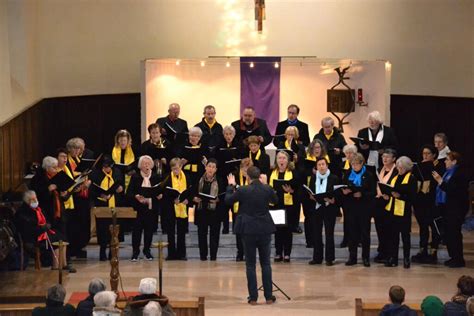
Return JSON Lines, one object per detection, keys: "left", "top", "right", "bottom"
{"left": 30, "top": 201, "right": 39, "bottom": 209}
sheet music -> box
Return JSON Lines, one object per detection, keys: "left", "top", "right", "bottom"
{"left": 269, "top": 209, "right": 286, "bottom": 225}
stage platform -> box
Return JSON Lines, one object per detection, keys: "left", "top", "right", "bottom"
{"left": 4, "top": 220, "right": 473, "bottom": 315}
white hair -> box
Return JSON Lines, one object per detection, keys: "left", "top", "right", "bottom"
{"left": 93, "top": 291, "right": 117, "bottom": 308}
{"left": 143, "top": 301, "right": 162, "bottom": 316}
{"left": 139, "top": 278, "right": 157, "bottom": 295}
{"left": 342, "top": 144, "right": 358, "bottom": 154}
{"left": 138, "top": 155, "right": 154, "bottom": 169}
{"left": 42, "top": 156, "right": 58, "bottom": 170}
{"left": 321, "top": 117, "right": 335, "bottom": 127}
{"left": 23, "top": 190, "right": 37, "bottom": 203}
{"left": 396, "top": 156, "right": 414, "bottom": 171}
{"left": 222, "top": 125, "right": 236, "bottom": 135}
{"left": 188, "top": 126, "right": 203, "bottom": 137}
{"left": 367, "top": 111, "right": 383, "bottom": 124}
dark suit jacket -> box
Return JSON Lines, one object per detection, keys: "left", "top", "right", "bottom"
{"left": 357, "top": 125, "right": 398, "bottom": 164}
{"left": 126, "top": 173, "right": 162, "bottom": 213}
{"left": 231, "top": 118, "right": 272, "bottom": 148}
{"left": 439, "top": 167, "right": 469, "bottom": 218}
{"left": 273, "top": 119, "right": 310, "bottom": 147}
{"left": 225, "top": 180, "right": 278, "bottom": 234}
{"left": 194, "top": 118, "right": 224, "bottom": 155}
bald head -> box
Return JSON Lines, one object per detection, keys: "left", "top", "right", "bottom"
{"left": 168, "top": 103, "right": 180, "bottom": 120}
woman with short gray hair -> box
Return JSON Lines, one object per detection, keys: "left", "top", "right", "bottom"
{"left": 382, "top": 156, "right": 417, "bottom": 268}
{"left": 93, "top": 291, "right": 120, "bottom": 316}
{"left": 32, "top": 284, "right": 75, "bottom": 315}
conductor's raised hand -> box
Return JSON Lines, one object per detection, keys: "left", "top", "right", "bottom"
{"left": 227, "top": 174, "right": 236, "bottom": 186}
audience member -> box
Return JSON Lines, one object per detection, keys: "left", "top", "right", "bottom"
{"left": 32, "top": 284, "right": 75, "bottom": 316}
{"left": 420, "top": 295, "right": 443, "bottom": 316}
{"left": 92, "top": 291, "right": 121, "bottom": 316}
{"left": 443, "top": 275, "right": 474, "bottom": 315}
{"left": 76, "top": 278, "right": 107, "bottom": 316}
{"left": 380, "top": 285, "right": 417, "bottom": 316}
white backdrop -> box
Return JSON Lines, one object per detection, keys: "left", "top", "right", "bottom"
{"left": 142, "top": 58, "right": 391, "bottom": 145}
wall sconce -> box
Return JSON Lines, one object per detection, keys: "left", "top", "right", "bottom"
{"left": 356, "top": 88, "right": 368, "bottom": 107}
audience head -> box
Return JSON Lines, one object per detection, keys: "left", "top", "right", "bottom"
{"left": 246, "top": 166, "right": 261, "bottom": 181}
{"left": 367, "top": 111, "right": 383, "bottom": 130}
{"left": 143, "top": 301, "right": 162, "bottom": 316}
{"left": 446, "top": 151, "right": 462, "bottom": 169}
{"left": 93, "top": 291, "right": 117, "bottom": 308}
{"left": 42, "top": 156, "right": 59, "bottom": 173}
{"left": 23, "top": 190, "right": 38, "bottom": 209}
{"left": 287, "top": 104, "right": 300, "bottom": 121}
{"left": 168, "top": 103, "right": 181, "bottom": 120}
{"left": 382, "top": 148, "right": 397, "bottom": 167}
{"left": 466, "top": 297, "right": 474, "bottom": 316}
{"left": 88, "top": 278, "right": 107, "bottom": 296}
{"left": 388, "top": 285, "right": 405, "bottom": 305}
{"left": 350, "top": 153, "right": 365, "bottom": 171}
{"left": 203, "top": 105, "right": 216, "bottom": 122}
{"left": 420, "top": 296, "right": 444, "bottom": 316}
{"left": 46, "top": 284, "right": 66, "bottom": 304}
{"left": 456, "top": 275, "right": 474, "bottom": 297}
{"left": 421, "top": 144, "right": 438, "bottom": 162}
{"left": 223, "top": 125, "right": 236, "bottom": 143}
{"left": 242, "top": 106, "right": 256, "bottom": 125}
{"left": 433, "top": 133, "right": 448, "bottom": 150}
{"left": 188, "top": 127, "right": 203, "bottom": 145}
{"left": 321, "top": 117, "right": 335, "bottom": 135}
{"left": 138, "top": 155, "right": 154, "bottom": 172}
{"left": 139, "top": 278, "right": 157, "bottom": 295}
{"left": 395, "top": 156, "right": 414, "bottom": 175}
{"left": 114, "top": 129, "right": 132, "bottom": 149}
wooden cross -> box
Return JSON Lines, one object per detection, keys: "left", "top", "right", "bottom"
{"left": 255, "top": 0, "right": 265, "bottom": 33}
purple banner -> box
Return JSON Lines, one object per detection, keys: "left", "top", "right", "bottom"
{"left": 240, "top": 57, "right": 281, "bottom": 133}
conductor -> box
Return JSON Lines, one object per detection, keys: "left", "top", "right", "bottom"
{"left": 225, "top": 166, "right": 278, "bottom": 305}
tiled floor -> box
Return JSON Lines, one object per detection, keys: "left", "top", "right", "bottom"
{"left": 63, "top": 220, "right": 474, "bottom": 315}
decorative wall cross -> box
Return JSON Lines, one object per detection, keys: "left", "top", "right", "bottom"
{"left": 255, "top": 0, "right": 265, "bottom": 33}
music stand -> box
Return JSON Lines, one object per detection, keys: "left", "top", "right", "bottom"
{"left": 258, "top": 281, "right": 291, "bottom": 300}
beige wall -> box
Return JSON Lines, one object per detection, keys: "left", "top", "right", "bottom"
{"left": 0, "top": 0, "right": 41, "bottom": 125}
{"left": 1, "top": 0, "right": 472, "bottom": 124}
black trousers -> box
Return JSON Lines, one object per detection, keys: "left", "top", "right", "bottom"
{"left": 64, "top": 209, "right": 81, "bottom": 256}
{"left": 302, "top": 199, "right": 313, "bottom": 246}
{"left": 274, "top": 206, "right": 295, "bottom": 256}
{"left": 288, "top": 201, "right": 301, "bottom": 231}
{"left": 386, "top": 213, "right": 411, "bottom": 260}
{"left": 414, "top": 199, "right": 441, "bottom": 250}
{"left": 440, "top": 205, "right": 465, "bottom": 262}
{"left": 310, "top": 205, "right": 337, "bottom": 262}
{"left": 232, "top": 212, "right": 244, "bottom": 257}
{"left": 96, "top": 218, "right": 125, "bottom": 249}
{"left": 166, "top": 217, "right": 187, "bottom": 258}
{"left": 221, "top": 206, "right": 231, "bottom": 232}
{"left": 132, "top": 210, "right": 158, "bottom": 255}
{"left": 74, "top": 196, "right": 91, "bottom": 250}
{"left": 196, "top": 209, "right": 221, "bottom": 259}
{"left": 345, "top": 201, "right": 372, "bottom": 260}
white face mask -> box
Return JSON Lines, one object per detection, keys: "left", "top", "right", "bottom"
{"left": 30, "top": 201, "right": 39, "bottom": 209}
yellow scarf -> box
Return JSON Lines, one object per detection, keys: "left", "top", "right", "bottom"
{"left": 112, "top": 145, "right": 135, "bottom": 191}
{"left": 250, "top": 149, "right": 261, "bottom": 161}
{"left": 343, "top": 159, "right": 350, "bottom": 170}
{"left": 171, "top": 170, "right": 188, "bottom": 218}
{"left": 183, "top": 144, "right": 201, "bottom": 173}
{"left": 233, "top": 172, "right": 249, "bottom": 213}
{"left": 325, "top": 130, "right": 334, "bottom": 140}
{"left": 62, "top": 165, "right": 75, "bottom": 209}
{"left": 269, "top": 169, "right": 294, "bottom": 205}
{"left": 205, "top": 119, "right": 216, "bottom": 129}
{"left": 99, "top": 170, "right": 115, "bottom": 208}
{"left": 67, "top": 155, "right": 81, "bottom": 177}
{"left": 284, "top": 140, "right": 292, "bottom": 150}
{"left": 385, "top": 172, "right": 411, "bottom": 216}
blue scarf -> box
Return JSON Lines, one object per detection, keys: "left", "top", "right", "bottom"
{"left": 348, "top": 165, "right": 366, "bottom": 187}
{"left": 287, "top": 119, "right": 298, "bottom": 125}
{"left": 435, "top": 165, "right": 457, "bottom": 205}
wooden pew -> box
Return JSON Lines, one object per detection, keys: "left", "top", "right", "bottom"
{"left": 0, "top": 297, "right": 205, "bottom": 316}
{"left": 355, "top": 298, "right": 423, "bottom": 316}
